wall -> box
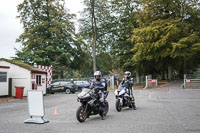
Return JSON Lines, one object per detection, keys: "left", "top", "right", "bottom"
{"left": 31, "top": 73, "right": 47, "bottom": 94}
{"left": 0, "top": 67, "right": 9, "bottom": 96}
{"left": 0, "top": 61, "right": 31, "bottom": 96}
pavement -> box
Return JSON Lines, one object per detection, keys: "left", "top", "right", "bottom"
{"left": 0, "top": 96, "right": 15, "bottom": 103}
{"left": 0, "top": 81, "right": 200, "bottom": 133}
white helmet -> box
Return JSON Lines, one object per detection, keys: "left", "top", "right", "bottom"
{"left": 125, "top": 71, "right": 131, "bottom": 77}
{"left": 94, "top": 71, "right": 102, "bottom": 81}
{"left": 94, "top": 71, "right": 102, "bottom": 76}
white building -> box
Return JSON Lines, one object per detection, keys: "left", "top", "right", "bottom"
{"left": 0, "top": 59, "right": 47, "bottom": 96}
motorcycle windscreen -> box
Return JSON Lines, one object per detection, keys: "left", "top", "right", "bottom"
{"left": 78, "top": 88, "right": 90, "bottom": 98}
{"left": 119, "top": 89, "right": 126, "bottom": 95}
{"left": 118, "top": 85, "right": 126, "bottom": 91}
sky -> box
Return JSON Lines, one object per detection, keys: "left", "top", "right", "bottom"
{"left": 0, "top": 0, "right": 83, "bottom": 59}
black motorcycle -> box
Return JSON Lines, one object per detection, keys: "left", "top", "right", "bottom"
{"left": 115, "top": 86, "right": 136, "bottom": 112}
{"left": 76, "top": 88, "right": 109, "bottom": 122}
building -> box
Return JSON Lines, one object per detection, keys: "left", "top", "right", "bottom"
{"left": 0, "top": 59, "right": 47, "bottom": 96}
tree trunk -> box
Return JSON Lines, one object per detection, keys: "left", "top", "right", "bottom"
{"left": 162, "top": 64, "right": 165, "bottom": 80}
{"left": 136, "top": 66, "right": 140, "bottom": 84}
{"left": 60, "top": 69, "right": 64, "bottom": 79}
{"left": 184, "top": 57, "right": 186, "bottom": 75}
{"left": 179, "top": 57, "right": 186, "bottom": 79}
{"left": 90, "top": 0, "right": 97, "bottom": 73}
{"left": 168, "top": 64, "right": 172, "bottom": 80}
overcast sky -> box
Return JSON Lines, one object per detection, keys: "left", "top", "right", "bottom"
{"left": 0, "top": 0, "right": 83, "bottom": 59}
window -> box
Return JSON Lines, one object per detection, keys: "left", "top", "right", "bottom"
{"left": 36, "top": 75, "right": 41, "bottom": 85}
{"left": 60, "top": 82, "right": 70, "bottom": 86}
{"left": 0, "top": 72, "right": 7, "bottom": 82}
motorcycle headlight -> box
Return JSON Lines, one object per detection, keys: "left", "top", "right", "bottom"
{"left": 115, "top": 90, "right": 118, "bottom": 95}
{"left": 77, "top": 98, "right": 80, "bottom": 102}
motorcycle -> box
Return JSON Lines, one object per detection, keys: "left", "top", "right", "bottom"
{"left": 115, "top": 85, "right": 136, "bottom": 112}
{"left": 76, "top": 88, "right": 109, "bottom": 122}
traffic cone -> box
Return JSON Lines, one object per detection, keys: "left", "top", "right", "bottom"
{"left": 54, "top": 107, "right": 59, "bottom": 115}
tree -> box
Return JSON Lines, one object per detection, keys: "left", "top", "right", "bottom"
{"left": 130, "top": 0, "right": 200, "bottom": 79}
{"left": 109, "top": 0, "right": 138, "bottom": 75}
{"left": 16, "top": 0, "right": 84, "bottom": 78}
{"left": 79, "top": 0, "right": 115, "bottom": 74}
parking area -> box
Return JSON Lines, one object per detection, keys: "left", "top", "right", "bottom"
{"left": 0, "top": 81, "right": 200, "bottom": 133}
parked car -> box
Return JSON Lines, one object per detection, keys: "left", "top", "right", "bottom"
{"left": 74, "top": 81, "right": 90, "bottom": 91}
{"left": 47, "top": 81, "right": 77, "bottom": 94}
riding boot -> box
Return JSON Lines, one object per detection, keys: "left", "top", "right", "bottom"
{"left": 100, "top": 101, "right": 106, "bottom": 120}
{"left": 130, "top": 96, "right": 136, "bottom": 110}
{"left": 101, "top": 109, "right": 106, "bottom": 120}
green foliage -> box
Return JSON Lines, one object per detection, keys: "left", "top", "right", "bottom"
{"left": 14, "top": 0, "right": 200, "bottom": 79}
{"left": 15, "top": 0, "right": 89, "bottom": 78}
{"left": 109, "top": 0, "right": 138, "bottom": 73}
{"left": 130, "top": 0, "right": 200, "bottom": 78}
{"left": 79, "top": 0, "right": 115, "bottom": 73}
{"left": 96, "top": 53, "right": 112, "bottom": 75}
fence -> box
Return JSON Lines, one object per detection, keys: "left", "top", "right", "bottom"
{"left": 184, "top": 74, "right": 200, "bottom": 89}
{"left": 53, "top": 75, "right": 116, "bottom": 88}
{"left": 52, "top": 75, "right": 153, "bottom": 89}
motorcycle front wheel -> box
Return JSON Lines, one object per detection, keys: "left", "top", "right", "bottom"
{"left": 100, "top": 100, "right": 109, "bottom": 117}
{"left": 76, "top": 106, "right": 88, "bottom": 122}
{"left": 115, "top": 99, "right": 122, "bottom": 112}
{"left": 104, "top": 100, "right": 109, "bottom": 115}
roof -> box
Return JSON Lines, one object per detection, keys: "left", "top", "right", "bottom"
{"left": 0, "top": 58, "right": 47, "bottom": 74}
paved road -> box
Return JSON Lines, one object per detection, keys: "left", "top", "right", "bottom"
{"left": 0, "top": 81, "right": 200, "bottom": 133}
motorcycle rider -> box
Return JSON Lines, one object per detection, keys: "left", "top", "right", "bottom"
{"left": 120, "top": 71, "right": 136, "bottom": 110}
{"left": 90, "top": 71, "right": 107, "bottom": 120}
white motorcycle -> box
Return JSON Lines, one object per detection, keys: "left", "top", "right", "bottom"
{"left": 115, "top": 85, "right": 136, "bottom": 112}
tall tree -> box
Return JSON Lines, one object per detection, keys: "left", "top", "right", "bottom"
{"left": 130, "top": 0, "right": 200, "bottom": 79}
{"left": 79, "top": 0, "right": 114, "bottom": 74}
{"left": 91, "top": 0, "right": 97, "bottom": 72}
{"left": 16, "top": 0, "right": 84, "bottom": 78}
{"left": 109, "top": 0, "right": 138, "bottom": 74}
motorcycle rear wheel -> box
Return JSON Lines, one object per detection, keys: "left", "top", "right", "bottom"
{"left": 76, "top": 106, "right": 88, "bottom": 122}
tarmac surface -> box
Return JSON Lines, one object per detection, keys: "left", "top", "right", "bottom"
{"left": 0, "top": 81, "right": 200, "bottom": 133}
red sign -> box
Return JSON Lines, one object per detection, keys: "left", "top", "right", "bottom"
{"left": 42, "top": 78, "right": 45, "bottom": 83}
{"left": 31, "top": 74, "right": 35, "bottom": 79}
{"left": 150, "top": 79, "right": 156, "bottom": 83}
{"left": 0, "top": 66, "right": 10, "bottom": 69}
{"left": 186, "top": 79, "right": 190, "bottom": 83}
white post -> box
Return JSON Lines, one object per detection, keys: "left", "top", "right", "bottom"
{"left": 184, "top": 74, "right": 186, "bottom": 88}
{"left": 156, "top": 79, "right": 158, "bottom": 87}
{"left": 111, "top": 76, "right": 115, "bottom": 89}
{"left": 143, "top": 76, "right": 148, "bottom": 89}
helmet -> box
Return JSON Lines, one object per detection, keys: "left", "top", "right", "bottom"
{"left": 124, "top": 71, "right": 131, "bottom": 79}
{"left": 94, "top": 71, "right": 102, "bottom": 81}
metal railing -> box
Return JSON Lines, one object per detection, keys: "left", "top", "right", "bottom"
{"left": 184, "top": 74, "right": 200, "bottom": 89}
